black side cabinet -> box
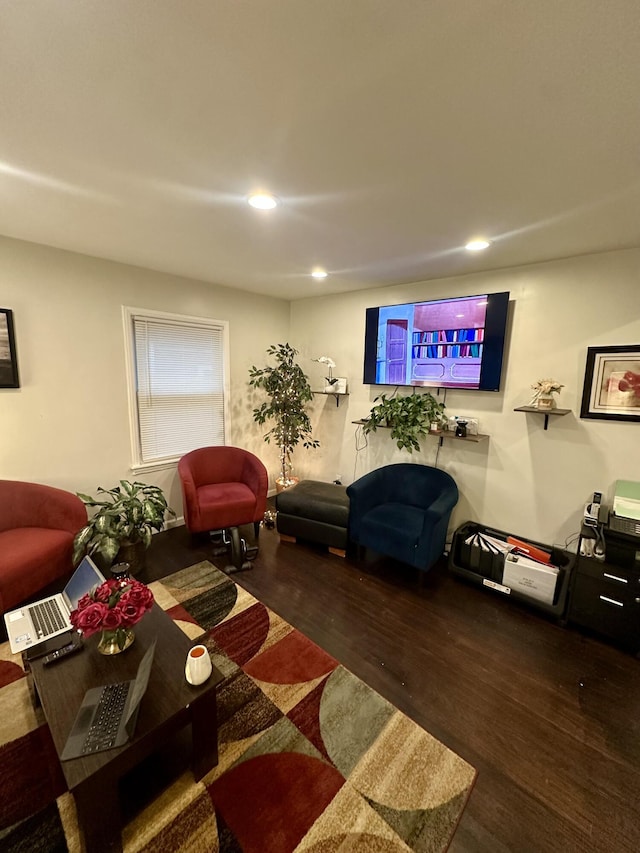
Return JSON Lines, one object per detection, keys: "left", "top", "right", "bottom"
{"left": 569, "top": 526, "right": 640, "bottom": 653}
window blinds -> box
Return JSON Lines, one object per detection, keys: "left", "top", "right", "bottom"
{"left": 133, "top": 315, "right": 225, "bottom": 463}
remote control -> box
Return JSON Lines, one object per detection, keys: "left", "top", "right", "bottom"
{"left": 42, "top": 637, "right": 83, "bottom": 666}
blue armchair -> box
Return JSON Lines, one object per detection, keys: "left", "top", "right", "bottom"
{"left": 346, "top": 463, "right": 458, "bottom": 572}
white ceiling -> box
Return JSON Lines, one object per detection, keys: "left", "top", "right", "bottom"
{"left": 2, "top": 1, "right": 639, "bottom": 301}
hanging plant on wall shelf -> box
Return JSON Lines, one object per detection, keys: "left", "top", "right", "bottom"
{"left": 249, "top": 343, "right": 320, "bottom": 488}
{"left": 362, "top": 391, "right": 446, "bottom": 453}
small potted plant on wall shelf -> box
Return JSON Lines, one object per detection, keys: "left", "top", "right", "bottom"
{"left": 362, "top": 391, "right": 446, "bottom": 453}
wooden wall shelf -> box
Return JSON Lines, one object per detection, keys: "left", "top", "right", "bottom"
{"left": 514, "top": 406, "right": 571, "bottom": 430}
{"left": 352, "top": 420, "right": 489, "bottom": 444}
{"left": 313, "top": 391, "right": 349, "bottom": 407}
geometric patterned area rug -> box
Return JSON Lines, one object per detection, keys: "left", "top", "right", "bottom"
{"left": 0, "top": 561, "right": 476, "bottom": 853}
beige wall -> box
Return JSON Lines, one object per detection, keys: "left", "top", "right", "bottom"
{"left": 3, "top": 234, "right": 640, "bottom": 549}
{"left": 0, "top": 236, "right": 290, "bottom": 515}
{"left": 291, "top": 249, "right": 640, "bottom": 548}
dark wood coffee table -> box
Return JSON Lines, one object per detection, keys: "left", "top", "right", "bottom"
{"left": 28, "top": 604, "right": 224, "bottom": 853}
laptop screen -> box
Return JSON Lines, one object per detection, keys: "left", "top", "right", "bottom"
{"left": 63, "top": 556, "right": 105, "bottom": 610}
{"left": 125, "top": 639, "right": 157, "bottom": 727}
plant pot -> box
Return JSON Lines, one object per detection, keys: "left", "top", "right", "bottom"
{"left": 116, "top": 540, "right": 146, "bottom": 575}
{"left": 276, "top": 476, "right": 300, "bottom": 493}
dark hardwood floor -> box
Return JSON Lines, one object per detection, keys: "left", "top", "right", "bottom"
{"left": 144, "top": 521, "right": 640, "bottom": 853}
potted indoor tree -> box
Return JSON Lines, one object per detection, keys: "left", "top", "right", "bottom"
{"left": 249, "top": 343, "right": 320, "bottom": 489}
{"left": 72, "top": 480, "right": 175, "bottom": 573}
{"left": 362, "top": 391, "right": 446, "bottom": 453}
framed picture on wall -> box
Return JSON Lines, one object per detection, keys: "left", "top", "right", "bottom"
{"left": 0, "top": 308, "right": 20, "bottom": 388}
{"left": 580, "top": 345, "right": 640, "bottom": 422}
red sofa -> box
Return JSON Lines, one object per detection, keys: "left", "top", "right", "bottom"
{"left": 0, "top": 480, "right": 87, "bottom": 614}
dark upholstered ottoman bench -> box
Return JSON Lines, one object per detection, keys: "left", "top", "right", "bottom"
{"left": 275, "top": 480, "right": 350, "bottom": 557}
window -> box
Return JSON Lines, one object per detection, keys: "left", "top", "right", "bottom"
{"left": 124, "top": 307, "right": 229, "bottom": 468}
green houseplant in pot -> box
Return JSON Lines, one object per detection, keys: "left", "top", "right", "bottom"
{"left": 362, "top": 391, "right": 446, "bottom": 453}
{"left": 249, "top": 343, "right": 320, "bottom": 489}
{"left": 72, "top": 480, "right": 175, "bottom": 573}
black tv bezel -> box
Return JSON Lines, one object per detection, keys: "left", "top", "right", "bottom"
{"left": 363, "top": 291, "right": 510, "bottom": 392}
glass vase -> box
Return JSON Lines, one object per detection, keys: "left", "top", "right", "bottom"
{"left": 97, "top": 627, "right": 135, "bottom": 655}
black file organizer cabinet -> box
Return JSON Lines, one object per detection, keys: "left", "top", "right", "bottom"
{"left": 448, "top": 521, "right": 575, "bottom": 620}
{"left": 568, "top": 526, "right": 640, "bottom": 654}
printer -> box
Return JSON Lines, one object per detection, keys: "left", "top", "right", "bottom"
{"left": 609, "top": 480, "right": 640, "bottom": 537}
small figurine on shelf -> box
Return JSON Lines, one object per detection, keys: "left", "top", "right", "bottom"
{"left": 529, "top": 378, "right": 564, "bottom": 410}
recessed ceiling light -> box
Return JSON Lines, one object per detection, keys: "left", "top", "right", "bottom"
{"left": 311, "top": 269, "right": 328, "bottom": 279}
{"left": 247, "top": 193, "right": 278, "bottom": 210}
{"left": 465, "top": 239, "right": 491, "bottom": 251}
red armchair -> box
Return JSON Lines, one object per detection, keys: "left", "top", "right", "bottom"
{"left": 0, "top": 480, "right": 88, "bottom": 615}
{"left": 178, "top": 446, "right": 268, "bottom": 535}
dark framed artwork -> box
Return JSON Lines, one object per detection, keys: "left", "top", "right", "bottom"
{"left": 0, "top": 308, "right": 20, "bottom": 388}
{"left": 580, "top": 345, "right": 640, "bottom": 422}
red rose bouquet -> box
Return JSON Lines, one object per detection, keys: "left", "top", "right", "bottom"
{"left": 70, "top": 577, "right": 154, "bottom": 652}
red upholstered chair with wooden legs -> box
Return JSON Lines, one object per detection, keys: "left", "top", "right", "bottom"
{"left": 178, "top": 446, "right": 268, "bottom": 571}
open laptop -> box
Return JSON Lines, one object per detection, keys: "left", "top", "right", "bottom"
{"left": 3, "top": 555, "right": 105, "bottom": 654}
{"left": 61, "top": 638, "right": 157, "bottom": 760}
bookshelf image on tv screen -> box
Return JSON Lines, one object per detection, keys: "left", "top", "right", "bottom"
{"left": 363, "top": 292, "right": 509, "bottom": 391}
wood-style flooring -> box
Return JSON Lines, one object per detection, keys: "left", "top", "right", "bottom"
{"left": 144, "top": 521, "right": 640, "bottom": 853}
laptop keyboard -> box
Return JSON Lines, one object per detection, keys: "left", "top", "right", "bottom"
{"left": 31, "top": 599, "right": 66, "bottom": 638}
{"left": 81, "top": 682, "right": 131, "bottom": 754}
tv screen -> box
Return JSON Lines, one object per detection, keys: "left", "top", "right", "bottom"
{"left": 363, "top": 291, "right": 510, "bottom": 391}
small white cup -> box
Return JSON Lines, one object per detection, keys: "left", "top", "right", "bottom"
{"left": 185, "top": 644, "right": 212, "bottom": 685}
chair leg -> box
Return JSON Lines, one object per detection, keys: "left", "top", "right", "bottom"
{"left": 254, "top": 521, "right": 261, "bottom": 539}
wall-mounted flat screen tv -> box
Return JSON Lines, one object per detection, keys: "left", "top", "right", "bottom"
{"left": 363, "top": 291, "right": 510, "bottom": 391}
